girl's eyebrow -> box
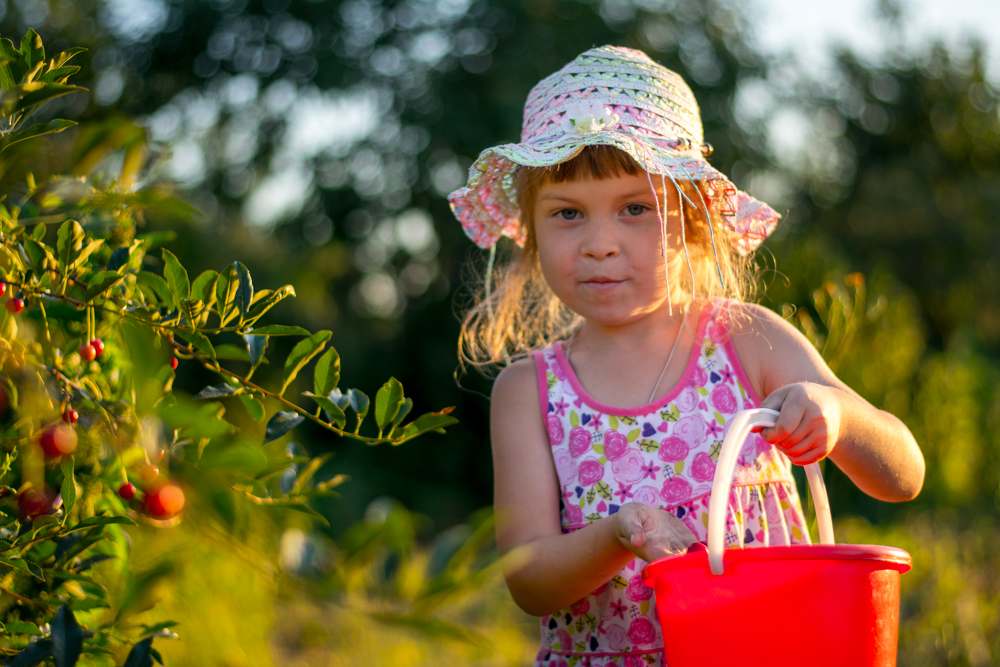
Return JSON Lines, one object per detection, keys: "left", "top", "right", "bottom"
{"left": 538, "top": 189, "right": 656, "bottom": 202}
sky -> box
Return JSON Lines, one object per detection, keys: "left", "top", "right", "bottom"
{"left": 755, "top": 0, "right": 1000, "bottom": 81}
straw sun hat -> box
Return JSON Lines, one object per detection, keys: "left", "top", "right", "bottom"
{"left": 448, "top": 45, "right": 779, "bottom": 257}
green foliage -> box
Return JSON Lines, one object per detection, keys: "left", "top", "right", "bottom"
{"left": 0, "top": 30, "right": 457, "bottom": 666}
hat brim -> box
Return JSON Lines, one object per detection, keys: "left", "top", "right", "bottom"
{"left": 448, "top": 130, "right": 779, "bottom": 256}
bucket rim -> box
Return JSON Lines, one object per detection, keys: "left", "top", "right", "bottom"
{"left": 642, "top": 543, "right": 912, "bottom": 583}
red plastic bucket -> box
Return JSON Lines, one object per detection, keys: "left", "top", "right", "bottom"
{"left": 642, "top": 544, "right": 911, "bottom": 666}
{"left": 641, "top": 409, "right": 912, "bottom": 666}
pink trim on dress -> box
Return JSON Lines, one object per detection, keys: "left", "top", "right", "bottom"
{"left": 552, "top": 302, "right": 712, "bottom": 417}
{"left": 710, "top": 298, "right": 764, "bottom": 406}
{"left": 531, "top": 350, "right": 550, "bottom": 432}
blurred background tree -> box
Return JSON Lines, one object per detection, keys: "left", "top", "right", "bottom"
{"left": 0, "top": 0, "right": 997, "bottom": 663}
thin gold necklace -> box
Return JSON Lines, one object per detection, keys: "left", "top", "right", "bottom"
{"left": 565, "top": 301, "right": 690, "bottom": 404}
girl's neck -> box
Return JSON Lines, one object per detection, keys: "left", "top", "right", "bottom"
{"left": 572, "top": 295, "right": 696, "bottom": 356}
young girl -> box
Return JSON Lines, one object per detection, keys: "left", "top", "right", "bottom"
{"left": 449, "top": 46, "right": 924, "bottom": 665}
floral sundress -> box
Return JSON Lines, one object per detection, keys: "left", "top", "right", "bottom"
{"left": 529, "top": 298, "right": 809, "bottom": 666}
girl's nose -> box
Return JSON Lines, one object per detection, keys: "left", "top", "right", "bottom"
{"left": 580, "top": 219, "right": 619, "bottom": 259}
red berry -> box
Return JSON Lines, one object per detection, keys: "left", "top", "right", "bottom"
{"left": 90, "top": 338, "right": 105, "bottom": 357}
{"left": 169, "top": 356, "right": 178, "bottom": 370}
{"left": 144, "top": 483, "right": 185, "bottom": 517}
{"left": 0, "top": 282, "right": 6, "bottom": 297}
{"left": 39, "top": 423, "right": 77, "bottom": 457}
{"left": 5, "top": 298, "right": 23, "bottom": 314}
{"left": 79, "top": 344, "right": 97, "bottom": 361}
{"left": 62, "top": 408, "right": 79, "bottom": 424}
{"left": 17, "top": 487, "right": 53, "bottom": 519}
{"left": 139, "top": 463, "right": 159, "bottom": 485}
{"left": 118, "top": 482, "right": 136, "bottom": 500}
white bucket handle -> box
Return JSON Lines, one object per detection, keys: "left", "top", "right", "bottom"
{"left": 708, "top": 408, "right": 834, "bottom": 575}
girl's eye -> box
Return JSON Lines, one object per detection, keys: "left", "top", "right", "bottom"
{"left": 557, "top": 209, "right": 580, "bottom": 220}
{"left": 624, "top": 204, "right": 647, "bottom": 216}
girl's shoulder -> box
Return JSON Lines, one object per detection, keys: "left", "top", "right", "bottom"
{"left": 490, "top": 352, "right": 549, "bottom": 416}
{"left": 725, "top": 300, "right": 843, "bottom": 399}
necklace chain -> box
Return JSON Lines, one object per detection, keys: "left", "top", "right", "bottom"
{"left": 565, "top": 303, "right": 690, "bottom": 404}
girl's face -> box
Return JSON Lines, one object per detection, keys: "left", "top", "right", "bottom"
{"left": 532, "top": 172, "right": 682, "bottom": 327}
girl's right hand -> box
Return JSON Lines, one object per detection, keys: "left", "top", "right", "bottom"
{"left": 614, "top": 502, "right": 697, "bottom": 562}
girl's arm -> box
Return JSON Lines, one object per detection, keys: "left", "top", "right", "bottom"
{"left": 732, "top": 304, "right": 925, "bottom": 502}
{"left": 491, "top": 358, "right": 693, "bottom": 617}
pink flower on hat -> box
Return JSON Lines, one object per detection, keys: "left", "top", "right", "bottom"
{"left": 558, "top": 100, "right": 620, "bottom": 135}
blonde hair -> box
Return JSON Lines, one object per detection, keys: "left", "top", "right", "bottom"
{"left": 458, "top": 145, "right": 754, "bottom": 372}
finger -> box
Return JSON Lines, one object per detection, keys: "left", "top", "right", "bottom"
{"left": 760, "top": 411, "right": 800, "bottom": 445}
{"left": 759, "top": 385, "right": 790, "bottom": 413}
{"left": 631, "top": 530, "right": 647, "bottom": 549}
{"left": 785, "top": 436, "right": 829, "bottom": 465}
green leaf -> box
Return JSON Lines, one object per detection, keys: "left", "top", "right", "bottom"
{"left": 244, "top": 334, "right": 267, "bottom": 367}
{"left": 396, "top": 409, "right": 458, "bottom": 443}
{"left": 348, "top": 389, "right": 369, "bottom": 420}
{"left": 249, "top": 325, "right": 310, "bottom": 336}
{"left": 161, "top": 248, "right": 189, "bottom": 302}
{"left": 22, "top": 238, "right": 52, "bottom": 272}
{"left": 56, "top": 219, "right": 84, "bottom": 269}
{"left": 393, "top": 398, "right": 412, "bottom": 427}
{"left": 137, "top": 230, "right": 176, "bottom": 251}
{"left": 194, "top": 384, "right": 238, "bottom": 400}
{"left": 243, "top": 284, "right": 295, "bottom": 326}
{"left": 0, "top": 118, "right": 75, "bottom": 153}
{"left": 190, "top": 269, "right": 219, "bottom": 307}
{"left": 239, "top": 394, "right": 265, "bottom": 422}
{"left": 281, "top": 330, "right": 332, "bottom": 395}
{"left": 213, "top": 343, "right": 251, "bottom": 362}
{"left": 72, "top": 239, "right": 103, "bottom": 271}
{"left": 83, "top": 270, "right": 125, "bottom": 302}
{"left": 5, "top": 620, "right": 41, "bottom": 635}
{"left": 264, "top": 411, "right": 304, "bottom": 444}
{"left": 136, "top": 271, "right": 172, "bottom": 307}
{"left": 0, "top": 38, "right": 17, "bottom": 90}
{"left": 0, "top": 556, "right": 43, "bottom": 580}
{"left": 177, "top": 330, "right": 215, "bottom": 360}
{"left": 60, "top": 457, "right": 76, "bottom": 517}
{"left": 123, "top": 638, "right": 154, "bottom": 667}
{"left": 234, "top": 261, "right": 253, "bottom": 317}
{"left": 1, "top": 81, "right": 85, "bottom": 115}
{"left": 20, "top": 29, "right": 44, "bottom": 73}
{"left": 374, "top": 377, "right": 405, "bottom": 431}
{"left": 7, "top": 639, "right": 54, "bottom": 667}
{"left": 64, "top": 515, "right": 137, "bottom": 533}
{"left": 313, "top": 347, "right": 341, "bottom": 397}
{"left": 302, "top": 392, "right": 346, "bottom": 429}
{"left": 107, "top": 246, "right": 130, "bottom": 273}
{"left": 215, "top": 263, "right": 238, "bottom": 325}
{"left": 52, "top": 604, "right": 84, "bottom": 667}
{"left": 31, "top": 222, "right": 46, "bottom": 240}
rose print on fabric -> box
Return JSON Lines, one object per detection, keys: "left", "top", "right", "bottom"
{"left": 675, "top": 387, "right": 699, "bottom": 412}
{"left": 569, "top": 426, "right": 592, "bottom": 458}
{"left": 632, "top": 486, "right": 659, "bottom": 506}
{"left": 710, "top": 384, "right": 738, "bottom": 413}
{"left": 611, "top": 448, "right": 645, "bottom": 484}
{"left": 605, "top": 624, "right": 628, "bottom": 651}
{"left": 570, "top": 598, "right": 590, "bottom": 616}
{"left": 657, "top": 436, "right": 689, "bottom": 462}
{"left": 555, "top": 629, "right": 572, "bottom": 650}
{"left": 603, "top": 429, "right": 629, "bottom": 461}
{"left": 690, "top": 451, "right": 716, "bottom": 483}
{"left": 690, "top": 365, "right": 707, "bottom": 387}
{"left": 565, "top": 503, "right": 584, "bottom": 525}
{"left": 660, "top": 476, "right": 693, "bottom": 504}
{"left": 554, "top": 450, "right": 577, "bottom": 484}
{"left": 625, "top": 573, "right": 653, "bottom": 602}
{"left": 673, "top": 414, "right": 706, "bottom": 447}
{"left": 627, "top": 618, "right": 656, "bottom": 646}
{"left": 548, "top": 416, "right": 565, "bottom": 447}
{"left": 624, "top": 655, "right": 643, "bottom": 667}
{"left": 578, "top": 458, "right": 604, "bottom": 486}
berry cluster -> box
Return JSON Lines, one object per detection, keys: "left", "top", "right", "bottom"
{"left": 117, "top": 463, "right": 186, "bottom": 519}
{"left": 1, "top": 282, "right": 24, "bottom": 314}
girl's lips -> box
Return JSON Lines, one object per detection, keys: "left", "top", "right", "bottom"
{"left": 581, "top": 278, "right": 625, "bottom": 291}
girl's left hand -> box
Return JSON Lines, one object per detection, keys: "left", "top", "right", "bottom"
{"left": 758, "top": 382, "right": 843, "bottom": 465}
